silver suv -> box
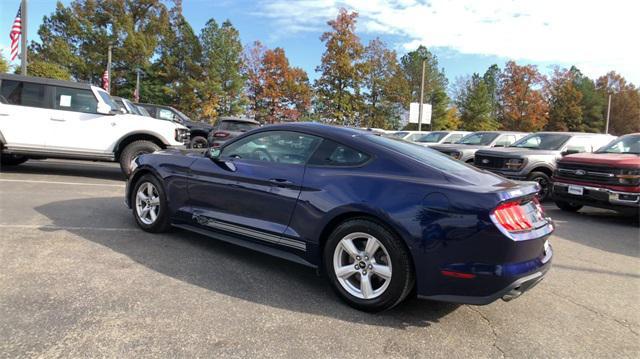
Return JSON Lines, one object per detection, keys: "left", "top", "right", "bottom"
{"left": 474, "top": 132, "right": 616, "bottom": 199}
{"left": 431, "top": 131, "right": 528, "bottom": 163}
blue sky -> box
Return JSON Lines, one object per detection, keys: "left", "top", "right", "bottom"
{"left": 1, "top": 0, "right": 638, "bottom": 87}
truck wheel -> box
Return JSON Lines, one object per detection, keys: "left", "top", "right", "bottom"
{"left": 190, "top": 135, "right": 208, "bottom": 149}
{"left": 119, "top": 140, "right": 161, "bottom": 177}
{"left": 555, "top": 200, "right": 583, "bottom": 212}
{"left": 0, "top": 147, "right": 28, "bottom": 166}
{"left": 527, "top": 171, "right": 551, "bottom": 201}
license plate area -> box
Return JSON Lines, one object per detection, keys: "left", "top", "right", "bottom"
{"left": 568, "top": 185, "right": 584, "bottom": 196}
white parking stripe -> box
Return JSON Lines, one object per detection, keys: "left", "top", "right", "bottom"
{"left": 0, "top": 224, "right": 137, "bottom": 232}
{"left": 0, "top": 178, "right": 124, "bottom": 188}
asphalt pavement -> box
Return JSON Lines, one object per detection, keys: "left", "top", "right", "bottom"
{"left": 0, "top": 159, "right": 638, "bottom": 358}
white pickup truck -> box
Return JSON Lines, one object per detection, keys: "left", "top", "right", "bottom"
{"left": 0, "top": 74, "right": 189, "bottom": 176}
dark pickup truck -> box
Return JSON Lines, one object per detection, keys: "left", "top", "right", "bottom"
{"left": 431, "top": 131, "right": 528, "bottom": 163}
{"left": 552, "top": 133, "right": 639, "bottom": 215}
{"left": 138, "top": 103, "right": 214, "bottom": 149}
{"left": 474, "top": 132, "right": 615, "bottom": 200}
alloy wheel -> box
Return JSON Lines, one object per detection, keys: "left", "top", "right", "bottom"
{"left": 333, "top": 232, "right": 392, "bottom": 300}
{"left": 135, "top": 182, "right": 160, "bottom": 225}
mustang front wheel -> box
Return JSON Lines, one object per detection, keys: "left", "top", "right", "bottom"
{"left": 132, "top": 174, "right": 171, "bottom": 233}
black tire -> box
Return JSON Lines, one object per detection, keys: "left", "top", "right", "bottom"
{"left": 323, "top": 218, "right": 415, "bottom": 312}
{"left": 189, "top": 135, "right": 209, "bottom": 149}
{"left": 527, "top": 171, "right": 552, "bottom": 201}
{"left": 119, "top": 140, "right": 161, "bottom": 177}
{"left": 0, "top": 147, "right": 28, "bottom": 166}
{"left": 131, "top": 174, "right": 171, "bottom": 233}
{"left": 555, "top": 200, "right": 583, "bottom": 212}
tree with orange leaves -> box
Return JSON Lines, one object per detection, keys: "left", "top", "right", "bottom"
{"left": 498, "top": 61, "right": 548, "bottom": 131}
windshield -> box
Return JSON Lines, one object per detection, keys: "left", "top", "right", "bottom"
{"left": 136, "top": 105, "right": 151, "bottom": 117}
{"left": 173, "top": 108, "right": 191, "bottom": 122}
{"left": 510, "top": 133, "right": 571, "bottom": 150}
{"left": 387, "top": 131, "right": 409, "bottom": 138}
{"left": 416, "top": 132, "right": 447, "bottom": 143}
{"left": 122, "top": 99, "right": 140, "bottom": 115}
{"left": 596, "top": 135, "right": 640, "bottom": 154}
{"left": 220, "top": 121, "right": 259, "bottom": 132}
{"left": 365, "top": 135, "right": 471, "bottom": 172}
{"left": 458, "top": 132, "right": 500, "bottom": 145}
{"left": 96, "top": 90, "right": 119, "bottom": 111}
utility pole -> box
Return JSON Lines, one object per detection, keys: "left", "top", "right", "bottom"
{"left": 107, "top": 45, "right": 112, "bottom": 94}
{"left": 135, "top": 68, "right": 141, "bottom": 103}
{"left": 605, "top": 92, "right": 612, "bottom": 134}
{"left": 418, "top": 58, "right": 426, "bottom": 131}
{"left": 20, "top": 0, "right": 28, "bottom": 75}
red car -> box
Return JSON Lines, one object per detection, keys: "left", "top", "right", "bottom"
{"left": 552, "top": 133, "right": 640, "bottom": 215}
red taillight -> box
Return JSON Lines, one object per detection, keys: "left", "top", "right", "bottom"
{"left": 492, "top": 201, "right": 533, "bottom": 232}
{"left": 441, "top": 270, "right": 476, "bottom": 279}
{"left": 213, "top": 131, "right": 230, "bottom": 138}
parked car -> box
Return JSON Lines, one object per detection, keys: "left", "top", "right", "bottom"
{"left": 431, "top": 131, "right": 529, "bottom": 163}
{"left": 474, "top": 132, "right": 616, "bottom": 200}
{"left": 552, "top": 133, "right": 639, "bottom": 215}
{"left": 414, "top": 131, "right": 470, "bottom": 146}
{"left": 126, "top": 123, "right": 553, "bottom": 312}
{"left": 138, "top": 103, "right": 213, "bottom": 149}
{"left": 386, "top": 131, "right": 429, "bottom": 141}
{"left": 208, "top": 117, "right": 261, "bottom": 148}
{"left": 0, "top": 74, "right": 189, "bottom": 176}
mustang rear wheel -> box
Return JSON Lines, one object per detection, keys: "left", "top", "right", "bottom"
{"left": 132, "top": 174, "right": 171, "bottom": 233}
{"left": 324, "top": 219, "right": 414, "bottom": 312}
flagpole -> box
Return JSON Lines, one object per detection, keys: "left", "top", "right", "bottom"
{"left": 20, "top": 0, "right": 27, "bottom": 75}
{"left": 107, "top": 45, "right": 112, "bottom": 94}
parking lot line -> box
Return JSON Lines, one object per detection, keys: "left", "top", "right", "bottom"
{"left": 0, "top": 178, "right": 124, "bottom": 188}
{"left": 0, "top": 224, "right": 137, "bottom": 232}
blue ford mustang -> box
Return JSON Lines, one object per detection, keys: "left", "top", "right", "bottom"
{"left": 125, "top": 123, "right": 553, "bottom": 312}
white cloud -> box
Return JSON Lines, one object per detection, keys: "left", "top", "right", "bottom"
{"left": 258, "top": 0, "right": 640, "bottom": 84}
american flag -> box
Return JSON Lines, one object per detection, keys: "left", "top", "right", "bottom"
{"left": 101, "top": 70, "right": 109, "bottom": 92}
{"left": 9, "top": 7, "right": 22, "bottom": 61}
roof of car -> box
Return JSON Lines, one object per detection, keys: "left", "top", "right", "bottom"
{"left": 0, "top": 73, "right": 94, "bottom": 90}
{"left": 529, "top": 131, "right": 614, "bottom": 137}
{"left": 218, "top": 116, "right": 260, "bottom": 124}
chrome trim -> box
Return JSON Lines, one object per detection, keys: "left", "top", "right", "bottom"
{"left": 553, "top": 182, "right": 640, "bottom": 205}
{"left": 192, "top": 214, "right": 306, "bottom": 251}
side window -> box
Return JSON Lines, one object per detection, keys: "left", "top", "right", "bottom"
{"left": 564, "top": 137, "right": 591, "bottom": 153}
{"left": 54, "top": 87, "right": 98, "bottom": 113}
{"left": 494, "top": 135, "right": 515, "bottom": 147}
{"left": 444, "top": 134, "right": 464, "bottom": 144}
{"left": 309, "top": 140, "right": 370, "bottom": 166}
{"left": 222, "top": 131, "right": 322, "bottom": 165}
{"left": 0, "top": 80, "right": 48, "bottom": 108}
{"left": 158, "top": 108, "right": 176, "bottom": 121}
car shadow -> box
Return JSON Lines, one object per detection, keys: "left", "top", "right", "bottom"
{"left": 34, "top": 196, "right": 460, "bottom": 329}
{"left": 1, "top": 159, "right": 125, "bottom": 181}
{"left": 545, "top": 206, "right": 639, "bottom": 258}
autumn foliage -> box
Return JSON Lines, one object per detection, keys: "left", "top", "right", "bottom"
{"left": 498, "top": 61, "right": 549, "bottom": 132}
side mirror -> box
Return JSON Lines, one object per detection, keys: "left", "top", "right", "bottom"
{"left": 207, "top": 147, "right": 221, "bottom": 160}
{"left": 561, "top": 149, "right": 580, "bottom": 156}
{"left": 97, "top": 102, "right": 115, "bottom": 115}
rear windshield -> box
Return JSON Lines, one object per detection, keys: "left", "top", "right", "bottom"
{"left": 458, "top": 132, "right": 499, "bottom": 145}
{"left": 365, "top": 135, "right": 471, "bottom": 172}
{"left": 510, "top": 133, "right": 571, "bottom": 150}
{"left": 220, "top": 121, "right": 259, "bottom": 132}
{"left": 416, "top": 132, "right": 447, "bottom": 143}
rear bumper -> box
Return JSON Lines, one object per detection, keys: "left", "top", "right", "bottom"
{"left": 552, "top": 181, "right": 640, "bottom": 211}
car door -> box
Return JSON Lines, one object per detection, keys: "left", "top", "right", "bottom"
{"left": 46, "top": 86, "right": 117, "bottom": 154}
{"left": 0, "top": 79, "right": 50, "bottom": 149}
{"left": 188, "top": 130, "right": 322, "bottom": 247}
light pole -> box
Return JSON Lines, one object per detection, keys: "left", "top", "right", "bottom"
{"left": 418, "top": 58, "right": 426, "bottom": 131}
{"left": 106, "top": 45, "right": 112, "bottom": 94}
{"left": 605, "top": 92, "right": 612, "bottom": 134}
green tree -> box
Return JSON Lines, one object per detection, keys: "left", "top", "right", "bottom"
{"left": 483, "top": 64, "right": 500, "bottom": 119}
{"left": 32, "top": 0, "right": 168, "bottom": 94}
{"left": 151, "top": 2, "right": 203, "bottom": 119}
{"left": 570, "top": 67, "right": 605, "bottom": 132}
{"left": 0, "top": 51, "right": 8, "bottom": 73}
{"left": 400, "top": 46, "right": 450, "bottom": 130}
{"left": 20, "top": 59, "right": 71, "bottom": 80}
{"left": 199, "top": 19, "right": 245, "bottom": 119}
{"left": 362, "top": 38, "right": 408, "bottom": 129}
{"left": 456, "top": 74, "right": 499, "bottom": 131}
{"left": 314, "top": 9, "right": 365, "bottom": 125}
{"left": 545, "top": 68, "right": 583, "bottom": 131}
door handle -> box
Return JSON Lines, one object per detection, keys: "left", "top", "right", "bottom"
{"left": 50, "top": 117, "right": 66, "bottom": 122}
{"left": 268, "top": 178, "right": 294, "bottom": 187}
